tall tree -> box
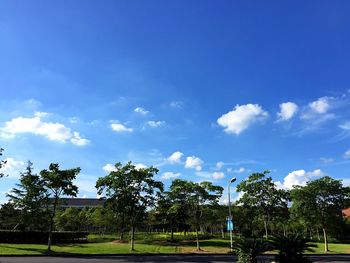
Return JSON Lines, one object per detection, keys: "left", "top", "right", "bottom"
{"left": 290, "top": 176, "right": 350, "bottom": 252}
{"left": 236, "top": 171, "right": 289, "bottom": 238}
{"left": 95, "top": 162, "right": 164, "bottom": 251}
{"left": 0, "top": 147, "right": 7, "bottom": 178}
{"left": 7, "top": 161, "right": 49, "bottom": 230}
{"left": 40, "top": 163, "right": 80, "bottom": 251}
{"left": 169, "top": 179, "right": 223, "bottom": 250}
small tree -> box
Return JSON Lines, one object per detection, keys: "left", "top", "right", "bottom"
{"left": 96, "top": 162, "right": 164, "bottom": 251}
{"left": 290, "top": 176, "right": 349, "bottom": 252}
{"left": 169, "top": 179, "right": 223, "bottom": 250}
{"left": 40, "top": 163, "right": 80, "bottom": 251}
{"left": 0, "top": 147, "right": 7, "bottom": 178}
{"left": 236, "top": 171, "right": 289, "bottom": 238}
{"left": 7, "top": 161, "right": 49, "bottom": 230}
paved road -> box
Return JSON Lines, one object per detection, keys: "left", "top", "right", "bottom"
{"left": 1, "top": 255, "right": 350, "bottom": 263}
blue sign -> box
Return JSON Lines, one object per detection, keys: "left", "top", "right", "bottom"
{"left": 227, "top": 219, "right": 234, "bottom": 231}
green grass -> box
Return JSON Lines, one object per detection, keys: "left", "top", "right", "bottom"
{"left": 0, "top": 234, "right": 349, "bottom": 255}
{"left": 311, "top": 243, "right": 350, "bottom": 254}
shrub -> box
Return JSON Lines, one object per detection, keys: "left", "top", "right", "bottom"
{"left": 233, "top": 237, "right": 271, "bottom": 263}
{"left": 269, "top": 233, "right": 316, "bottom": 263}
{"left": 0, "top": 230, "right": 88, "bottom": 244}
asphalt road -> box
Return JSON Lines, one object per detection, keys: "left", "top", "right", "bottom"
{"left": 1, "top": 255, "right": 350, "bottom": 263}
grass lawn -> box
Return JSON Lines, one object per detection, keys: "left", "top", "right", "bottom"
{"left": 0, "top": 234, "right": 349, "bottom": 255}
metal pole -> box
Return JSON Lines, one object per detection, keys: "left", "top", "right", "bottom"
{"left": 228, "top": 183, "right": 233, "bottom": 252}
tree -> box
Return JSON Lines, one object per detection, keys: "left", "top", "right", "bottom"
{"left": 95, "top": 162, "right": 164, "bottom": 251}
{"left": 169, "top": 179, "right": 223, "bottom": 250}
{"left": 290, "top": 176, "right": 350, "bottom": 252}
{"left": 7, "top": 161, "right": 49, "bottom": 230}
{"left": 40, "top": 163, "right": 80, "bottom": 251}
{"left": 0, "top": 147, "right": 7, "bottom": 178}
{"left": 236, "top": 171, "right": 289, "bottom": 238}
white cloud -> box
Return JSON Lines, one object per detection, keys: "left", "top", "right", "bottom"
{"left": 0, "top": 158, "right": 25, "bottom": 174}
{"left": 110, "top": 123, "right": 133, "bottom": 132}
{"left": 277, "top": 102, "right": 298, "bottom": 121}
{"left": 212, "top": 171, "right": 224, "bottom": 179}
{"left": 147, "top": 121, "right": 165, "bottom": 128}
{"left": 233, "top": 167, "right": 245, "bottom": 173}
{"left": 185, "top": 156, "right": 203, "bottom": 171}
{"left": 103, "top": 162, "right": 146, "bottom": 172}
{"left": 216, "top": 161, "right": 224, "bottom": 170}
{"left": 217, "top": 104, "right": 268, "bottom": 135}
{"left": 0, "top": 112, "right": 89, "bottom": 146}
{"left": 339, "top": 122, "right": 350, "bottom": 130}
{"left": 103, "top": 163, "right": 118, "bottom": 173}
{"left": 277, "top": 169, "right": 325, "bottom": 190}
{"left": 309, "top": 97, "right": 330, "bottom": 114}
{"left": 135, "top": 163, "right": 147, "bottom": 170}
{"left": 134, "top": 107, "right": 149, "bottom": 115}
{"left": 162, "top": 172, "right": 181, "bottom": 180}
{"left": 167, "top": 151, "right": 184, "bottom": 164}
{"left": 344, "top": 149, "right": 350, "bottom": 159}
{"left": 70, "top": 132, "right": 90, "bottom": 146}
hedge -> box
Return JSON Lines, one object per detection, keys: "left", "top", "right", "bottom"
{"left": 0, "top": 230, "right": 89, "bottom": 244}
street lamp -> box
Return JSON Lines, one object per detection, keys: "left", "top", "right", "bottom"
{"left": 228, "top": 177, "right": 236, "bottom": 252}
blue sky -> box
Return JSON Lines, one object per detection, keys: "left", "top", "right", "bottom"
{"left": 1, "top": 1, "right": 350, "bottom": 203}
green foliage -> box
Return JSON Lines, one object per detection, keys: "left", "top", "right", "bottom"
{"left": 269, "top": 233, "right": 315, "bottom": 263}
{"left": 95, "top": 162, "right": 164, "bottom": 250}
{"left": 233, "top": 237, "right": 271, "bottom": 263}
{"left": 236, "top": 171, "right": 289, "bottom": 238}
{"left": 168, "top": 179, "right": 223, "bottom": 250}
{"left": 7, "top": 161, "right": 49, "bottom": 231}
{"left": 290, "top": 176, "right": 350, "bottom": 251}
{"left": 40, "top": 163, "right": 80, "bottom": 251}
{"left": 0, "top": 202, "right": 21, "bottom": 230}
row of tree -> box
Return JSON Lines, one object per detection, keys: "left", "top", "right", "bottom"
{"left": 1, "top": 147, "right": 349, "bottom": 252}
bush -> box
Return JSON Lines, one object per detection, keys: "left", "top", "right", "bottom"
{"left": 269, "top": 234, "right": 316, "bottom": 263}
{"left": 0, "top": 230, "right": 88, "bottom": 244}
{"left": 233, "top": 237, "right": 271, "bottom": 263}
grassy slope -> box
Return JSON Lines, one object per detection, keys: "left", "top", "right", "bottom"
{"left": 0, "top": 234, "right": 349, "bottom": 255}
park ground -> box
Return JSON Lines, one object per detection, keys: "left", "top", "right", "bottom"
{"left": 0, "top": 233, "right": 349, "bottom": 255}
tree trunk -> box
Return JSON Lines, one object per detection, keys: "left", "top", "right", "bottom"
{"left": 47, "top": 196, "right": 58, "bottom": 252}
{"left": 196, "top": 227, "right": 200, "bottom": 251}
{"left": 171, "top": 228, "right": 174, "bottom": 242}
{"left": 263, "top": 219, "right": 268, "bottom": 239}
{"left": 322, "top": 228, "right": 329, "bottom": 252}
{"left": 130, "top": 225, "right": 135, "bottom": 251}
{"left": 221, "top": 224, "right": 225, "bottom": 239}
{"left": 317, "top": 228, "right": 320, "bottom": 241}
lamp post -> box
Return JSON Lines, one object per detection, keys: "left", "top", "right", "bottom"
{"left": 228, "top": 177, "right": 236, "bottom": 252}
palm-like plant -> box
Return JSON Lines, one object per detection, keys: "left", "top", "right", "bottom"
{"left": 233, "top": 237, "right": 271, "bottom": 263}
{"left": 269, "top": 233, "right": 316, "bottom": 263}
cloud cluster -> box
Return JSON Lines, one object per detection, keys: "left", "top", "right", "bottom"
{"left": 134, "top": 107, "right": 149, "bottom": 115}
{"left": 217, "top": 104, "right": 268, "bottom": 135}
{"left": 0, "top": 158, "right": 25, "bottom": 176}
{"left": 277, "top": 102, "right": 298, "bottom": 121}
{"left": 276, "top": 169, "right": 325, "bottom": 190}
{"left": 0, "top": 112, "right": 90, "bottom": 146}
{"left": 185, "top": 156, "right": 203, "bottom": 171}
{"left": 162, "top": 172, "right": 181, "bottom": 180}
{"left": 167, "top": 151, "right": 184, "bottom": 164}
{"left": 147, "top": 121, "right": 165, "bottom": 128}
{"left": 110, "top": 122, "right": 133, "bottom": 132}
